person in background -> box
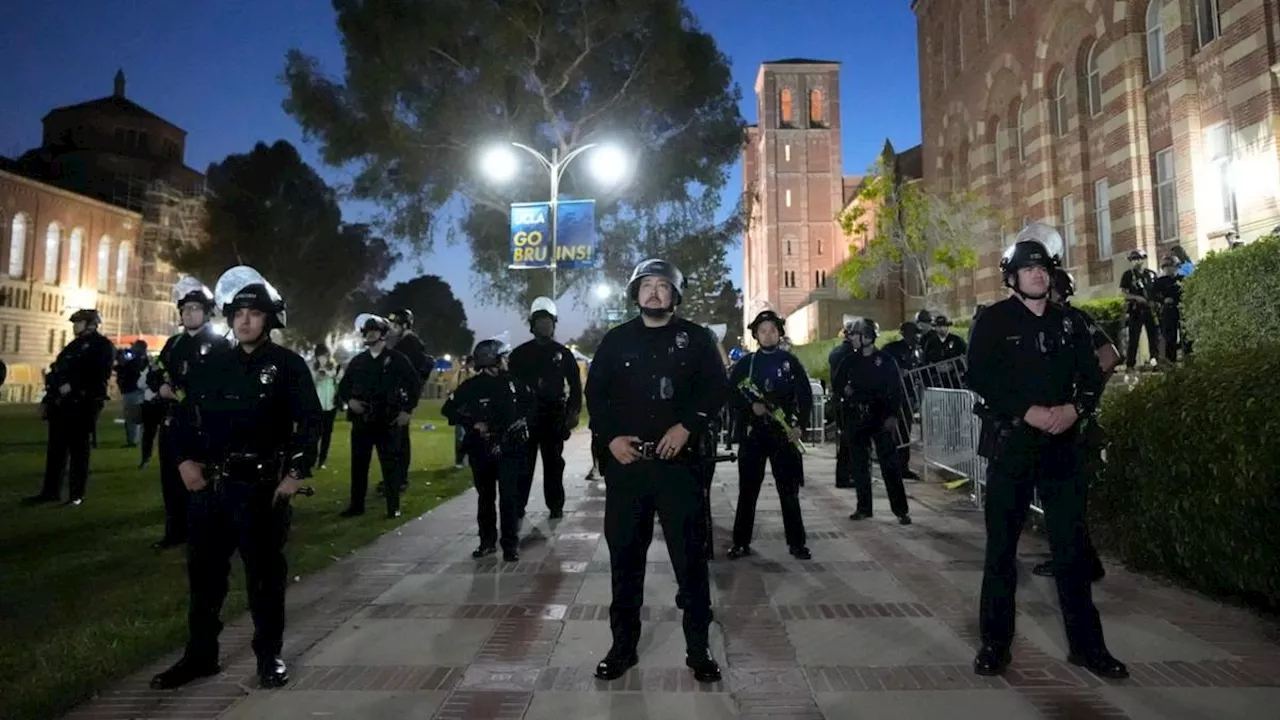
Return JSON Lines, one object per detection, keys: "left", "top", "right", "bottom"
{"left": 1169, "top": 244, "right": 1194, "bottom": 278}
{"left": 454, "top": 355, "right": 472, "bottom": 469}
{"left": 311, "top": 344, "right": 341, "bottom": 469}
{"left": 1151, "top": 256, "right": 1184, "bottom": 363}
{"left": 138, "top": 357, "right": 164, "bottom": 469}
{"left": 116, "top": 340, "right": 149, "bottom": 447}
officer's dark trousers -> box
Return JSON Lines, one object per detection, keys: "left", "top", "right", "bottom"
{"left": 842, "top": 427, "right": 909, "bottom": 517}
{"left": 733, "top": 428, "right": 806, "bottom": 549}
{"left": 186, "top": 478, "right": 290, "bottom": 664}
{"left": 605, "top": 458, "right": 711, "bottom": 654}
{"left": 980, "top": 438, "right": 1105, "bottom": 656}
{"left": 349, "top": 423, "right": 407, "bottom": 514}
{"left": 520, "top": 401, "right": 566, "bottom": 514}
{"left": 468, "top": 447, "right": 522, "bottom": 553}
{"left": 590, "top": 433, "right": 610, "bottom": 478}
{"left": 140, "top": 400, "right": 163, "bottom": 465}
{"left": 158, "top": 423, "right": 189, "bottom": 543}
{"left": 1159, "top": 307, "right": 1180, "bottom": 362}
{"left": 1124, "top": 309, "right": 1159, "bottom": 367}
{"left": 42, "top": 405, "right": 96, "bottom": 500}
{"left": 316, "top": 409, "right": 338, "bottom": 467}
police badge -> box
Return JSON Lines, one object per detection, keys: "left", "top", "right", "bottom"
{"left": 199, "top": 342, "right": 211, "bottom": 356}
{"left": 675, "top": 331, "right": 689, "bottom": 349}
{"left": 259, "top": 364, "right": 279, "bottom": 386}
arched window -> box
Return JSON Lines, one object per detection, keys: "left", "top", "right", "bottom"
{"left": 1052, "top": 70, "right": 1069, "bottom": 136}
{"left": 779, "top": 88, "right": 793, "bottom": 126}
{"left": 1086, "top": 41, "right": 1103, "bottom": 117}
{"left": 1146, "top": 1, "right": 1166, "bottom": 80}
{"left": 809, "top": 89, "right": 824, "bottom": 125}
{"left": 97, "top": 236, "right": 112, "bottom": 291}
{"left": 43, "top": 222, "right": 62, "bottom": 284}
{"left": 994, "top": 120, "right": 1008, "bottom": 176}
{"left": 7, "top": 212, "right": 28, "bottom": 278}
{"left": 115, "top": 242, "right": 130, "bottom": 294}
{"left": 67, "top": 228, "right": 84, "bottom": 286}
{"left": 1011, "top": 101, "right": 1026, "bottom": 163}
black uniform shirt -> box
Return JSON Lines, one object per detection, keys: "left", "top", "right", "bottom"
{"left": 44, "top": 330, "right": 115, "bottom": 406}
{"left": 1061, "top": 304, "right": 1116, "bottom": 354}
{"left": 1151, "top": 275, "right": 1182, "bottom": 310}
{"left": 966, "top": 297, "right": 1103, "bottom": 422}
{"left": 923, "top": 332, "right": 968, "bottom": 364}
{"left": 586, "top": 316, "right": 727, "bottom": 444}
{"left": 728, "top": 347, "right": 813, "bottom": 425}
{"left": 832, "top": 348, "right": 903, "bottom": 427}
{"left": 390, "top": 331, "right": 435, "bottom": 396}
{"left": 509, "top": 338, "right": 583, "bottom": 414}
{"left": 150, "top": 327, "right": 230, "bottom": 402}
{"left": 336, "top": 347, "right": 421, "bottom": 423}
{"left": 177, "top": 341, "right": 320, "bottom": 478}
{"left": 442, "top": 371, "right": 534, "bottom": 434}
{"left": 881, "top": 338, "right": 921, "bottom": 373}
{"left": 1119, "top": 268, "right": 1157, "bottom": 308}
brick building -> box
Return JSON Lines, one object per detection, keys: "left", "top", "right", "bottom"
{"left": 914, "top": 0, "right": 1280, "bottom": 307}
{"left": 741, "top": 59, "right": 907, "bottom": 346}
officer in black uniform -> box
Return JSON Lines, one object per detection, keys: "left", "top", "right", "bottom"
{"left": 586, "top": 258, "right": 725, "bottom": 684}
{"left": 923, "top": 315, "right": 968, "bottom": 364}
{"left": 26, "top": 308, "right": 115, "bottom": 506}
{"left": 337, "top": 313, "right": 420, "bottom": 519}
{"left": 1118, "top": 249, "right": 1159, "bottom": 368}
{"left": 443, "top": 336, "right": 532, "bottom": 562}
{"left": 385, "top": 308, "right": 435, "bottom": 492}
{"left": 151, "top": 266, "right": 320, "bottom": 690}
{"left": 966, "top": 235, "right": 1127, "bottom": 680}
{"left": 833, "top": 318, "right": 912, "bottom": 524}
{"left": 881, "top": 323, "right": 923, "bottom": 480}
{"left": 1151, "top": 256, "right": 1184, "bottom": 362}
{"left": 827, "top": 317, "right": 860, "bottom": 489}
{"left": 149, "top": 276, "right": 229, "bottom": 548}
{"left": 509, "top": 296, "right": 583, "bottom": 519}
{"left": 727, "top": 310, "right": 813, "bottom": 560}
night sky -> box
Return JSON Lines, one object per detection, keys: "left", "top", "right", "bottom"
{"left": 0, "top": 0, "right": 921, "bottom": 345}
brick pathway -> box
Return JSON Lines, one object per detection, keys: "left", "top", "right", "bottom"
{"left": 66, "top": 433, "right": 1280, "bottom": 719}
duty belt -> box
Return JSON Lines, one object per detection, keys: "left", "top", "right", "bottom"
{"left": 208, "top": 453, "right": 279, "bottom": 483}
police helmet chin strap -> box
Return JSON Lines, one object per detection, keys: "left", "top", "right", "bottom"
{"left": 639, "top": 305, "right": 674, "bottom": 319}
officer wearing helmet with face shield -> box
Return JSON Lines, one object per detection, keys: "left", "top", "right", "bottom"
{"left": 509, "top": 296, "right": 582, "bottom": 519}
{"left": 151, "top": 266, "right": 320, "bottom": 691}
{"left": 726, "top": 310, "right": 813, "bottom": 560}
{"left": 148, "top": 276, "right": 229, "bottom": 548}
{"left": 585, "top": 258, "right": 727, "bottom": 684}
{"left": 832, "top": 317, "right": 912, "bottom": 524}
{"left": 337, "top": 314, "right": 420, "bottom": 520}
{"left": 25, "top": 308, "right": 116, "bottom": 506}
{"left": 966, "top": 227, "right": 1127, "bottom": 680}
{"left": 443, "top": 335, "right": 533, "bottom": 562}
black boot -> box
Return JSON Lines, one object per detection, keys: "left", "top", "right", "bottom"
{"left": 150, "top": 656, "right": 220, "bottom": 689}
{"left": 1068, "top": 650, "right": 1128, "bottom": 679}
{"left": 339, "top": 507, "right": 364, "bottom": 518}
{"left": 594, "top": 645, "right": 639, "bottom": 680}
{"left": 472, "top": 545, "right": 496, "bottom": 559}
{"left": 849, "top": 510, "right": 872, "bottom": 521}
{"left": 972, "top": 645, "right": 1011, "bottom": 676}
{"left": 897, "top": 514, "right": 912, "bottom": 525}
{"left": 727, "top": 545, "right": 751, "bottom": 559}
{"left": 789, "top": 545, "right": 812, "bottom": 560}
{"left": 257, "top": 657, "right": 289, "bottom": 688}
{"left": 686, "top": 649, "right": 722, "bottom": 683}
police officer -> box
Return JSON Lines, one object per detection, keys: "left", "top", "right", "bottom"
{"left": 881, "top": 323, "right": 924, "bottom": 481}
{"left": 443, "top": 336, "right": 532, "bottom": 562}
{"left": 151, "top": 266, "right": 320, "bottom": 690}
{"left": 967, "top": 235, "right": 1127, "bottom": 679}
{"left": 833, "top": 318, "right": 912, "bottom": 524}
{"left": 385, "top": 308, "right": 435, "bottom": 492}
{"left": 727, "top": 310, "right": 813, "bottom": 560}
{"left": 149, "top": 276, "right": 229, "bottom": 548}
{"left": 337, "top": 313, "right": 420, "bottom": 519}
{"left": 723, "top": 346, "right": 744, "bottom": 450}
{"left": 585, "top": 258, "right": 725, "bottom": 684}
{"left": 509, "top": 296, "right": 582, "bottom": 519}
{"left": 923, "top": 315, "right": 968, "bottom": 364}
{"left": 827, "top": 317, "right": 860, "bottom": 489}
{"left": 1119, "top": 249, "right": 1159, "bottom": 369}
{"left": 1151, "top": 256, "right": 1183, "bottom": 362}
{"left": 26, "top": 308, "right": 115, "bottom": 506}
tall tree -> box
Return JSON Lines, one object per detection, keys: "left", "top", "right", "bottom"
{"left": 283, "top": 0, "right": 744, "bottom": 309}
{"left": 379, "top": 275, "right": 476, "bottom": 356}
{"left": 836, "top": 141, "right": 997, "bottom": 309}
{"left": 169, "top": 140, "right": 396, "bottom": 343}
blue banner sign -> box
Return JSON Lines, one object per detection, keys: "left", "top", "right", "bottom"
{"left": 509, "top": 199, "right": 598, "bottom": 270}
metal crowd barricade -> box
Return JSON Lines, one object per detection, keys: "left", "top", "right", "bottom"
{"left": 806, "top": 379, "right": 827, "bottom": 444}
{"left": 892, "top": 356, "right": 968, "bottom": 449}
{"left": 919, "top": 387, "right": 988, "bottom": 507}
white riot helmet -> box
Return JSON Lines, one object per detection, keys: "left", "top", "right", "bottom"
{"left": 1014, "top": 222, "right": 1066, "bottom": 265}
{"left": 530, "top": 296, "right": 558, "bottom": 319}
{"left": 173, "top": 275, "right": 216, "bottom": 313}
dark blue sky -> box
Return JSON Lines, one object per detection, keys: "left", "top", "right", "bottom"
{"left": 0, "top": 0, "right": 921, "bottom": 344}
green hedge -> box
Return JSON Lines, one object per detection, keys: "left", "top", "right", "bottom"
{"left": 1182, "top": 233, "right": 1280, "bottom": 354}
{"left": 1093, "top": 345, "right": 1280, "bottom": 611}
{"left": 1075, "top": 297, "right": 1125, "bottom": 345}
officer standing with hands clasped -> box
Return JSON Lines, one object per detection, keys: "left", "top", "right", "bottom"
{"left": 27, "top": 308, "right": 115, "bottom": 506}
{"left": 337, "top": 313, "right": 420, "bottom": 520}
{"left": 586, "top": 258, "right": 726, "bottom": 684}
{"left": 151, "top": 266, "right": 320, "bottom": 691}
{"left": 149, "top": 275, "right": 229, "bottom": 549}
{"left": 509, "top": 296, "right": 582, "bottom": 520}
{"left": 443, "top": 335, "right": 532, "bottom": 562}
{"left": 727, "top": 309, "right": 813, "bottom": 560}
{"left": 966, "top": 230, "right": 1127, "bottom": 679}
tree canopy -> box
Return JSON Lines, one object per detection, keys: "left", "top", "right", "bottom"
{"left": 836, "top": 141, "right": 996, "bottom": 309}
{"left": 379, "top": 274, "right": 476, "bottom": 356}
{"left": 283, "top": 0, "right": 744, "bottom": 309}
{"left": 169, "top": 140, "right": 396, "bottom": 343}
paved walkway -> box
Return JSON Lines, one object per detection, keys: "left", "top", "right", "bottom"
{"left": 68, "top": 433, "right": 1280, "bottom": 719}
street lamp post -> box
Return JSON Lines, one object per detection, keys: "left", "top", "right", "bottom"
{"left": 482, "top": 142, "right": 628, "bottom": 298}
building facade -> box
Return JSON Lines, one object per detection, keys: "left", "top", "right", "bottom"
{"left": 915, "top": 0, "right": 1280, "bottom": 307}
{"left": 741, "top": 59, "right": 905, "bottom": 346}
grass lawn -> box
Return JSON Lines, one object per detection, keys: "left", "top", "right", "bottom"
{"left": 0, "top": 401, "right": 473, "bottom": 720}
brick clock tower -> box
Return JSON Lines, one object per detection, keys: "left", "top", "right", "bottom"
{"left": 742, "top": 59, "right": 846, "bottom": 343}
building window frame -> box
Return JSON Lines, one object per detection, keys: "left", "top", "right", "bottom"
{"left": 1086, "top": 41, "right": 1103, "bottom": 118}
{"left": 67, "top": 228, "right": 84, "bottom": 287}
{"left": 43, "top": 222, "right": 62, "bottom": 285}
{"left": 1052, "top": 70, "right": 1069, "bottom": 136}
{"left": 779, "top": 88, "right": 793, "bottom": 127}
{"left": 8, "top": 212, "right": 28, "bottom": 278}
{"left": 994, "top": 119, "right": 1008, "bottom": 177}
{"left": 115, "top": 242, "right": 130, "bottom": 294}
{"left": 1195, "top": 0, "right": 1222, "bottom": 49}
{"left": 1146, "top": 1, "right": 1167, "bottom": 80}
{"left": 1060, "top": 195, "right": 1077, "bottom": 267}
{"left": 97, "top": 236, "right": 112, "bottom": 291}
{"left": 1094, "top": 178, "right": 1113, "bottom": 258}
{"left": 809, "top": 89, "right": 824, "bottom": 127}
{"left": 1154, "top": 148, "right": 1179, "bottom": 241}
{"left": 1204, "top": 124, "right": 1237, "bottom": 229}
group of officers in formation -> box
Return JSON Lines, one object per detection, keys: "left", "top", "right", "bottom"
{"left": 23, "top": 216, "right": 1131, "bottom": 692}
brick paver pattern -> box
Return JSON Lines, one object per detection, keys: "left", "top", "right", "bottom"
{"left": 66, "top": 433, "right": 1280, "bottom": 719}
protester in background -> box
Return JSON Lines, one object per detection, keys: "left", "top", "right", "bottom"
{"left": 311, "top": 344, "right": 341, "bottom": 469}
{"left": 138, "top": 359, "right": 165, "bottom": 468}
{"left": 1170, "top": 244, "right": 1194, "bottom": 278}
{"left": 116, "top": 340, "right": 149, "bottom": 447}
